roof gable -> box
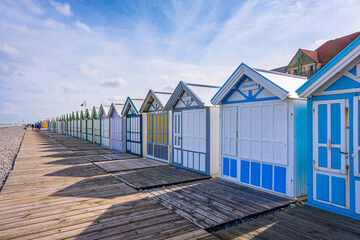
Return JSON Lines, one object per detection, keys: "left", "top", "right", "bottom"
{"left": 84, "top": 109, "right": 91, "bottom": 119}
{"left": 108, "top": 103, "right": 124, "bottom": 118}
{"left": 139, "top": 90, "right": 171, "bottom": 113}
{"left": 91, "top": 106, "right": 99, "bottom": 119}
{"left": 297, "top": 36, "right": 360, "bottom": 97}
{"left": 121, "top": 97, "right": 144, "bottom": 116}
{"left": 165, "top": 81, "right": 219, "bottom": 111}
{"left": 211, "top": 63, "right": 307, "bottom": 105}
{"left": 98, "top": 104, "right": 110, "bottom": 118}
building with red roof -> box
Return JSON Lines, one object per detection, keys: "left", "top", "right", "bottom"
{"left": 284, "top": 31, "right": 360, "bottom": 78}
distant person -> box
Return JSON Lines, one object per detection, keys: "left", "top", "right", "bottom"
{"left": 31, "top": 124, "right": 34, "bottom": 130}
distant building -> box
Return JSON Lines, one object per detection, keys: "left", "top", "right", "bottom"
{"left": 283, "top": 31, "right": 360, "bottom": 78}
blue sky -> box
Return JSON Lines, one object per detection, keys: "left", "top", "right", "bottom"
{"left": 1, "top": 0, "right": 359, "bottom": 123}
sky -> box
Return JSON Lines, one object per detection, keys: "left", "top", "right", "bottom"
{"left": 0, "top": 0, "right": 360, "bottom": 123}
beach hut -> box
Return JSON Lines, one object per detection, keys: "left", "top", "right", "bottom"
{"left": 108, "top": 103, "right": 125, "bottom": 152}
{"left": 139, "top": 90, "right": 172, "bottom": 163}
{"left": 211, "top": 63, "right": 308, "bottom": 198}
{"left": 57, "top": 116, "right": 62, "bottom": 134}
{"left": 70, "top": 112, "right": 76, "bottom": 137}
{"left": 164, "top": 82, "right": 220, "bottom": 175}
{"left": 92, "top": 106, "right": 101, "bottom": 145}
{"left": 72, "top": 112, "right": 77, "bottom": 137}
{"left": 64, "top": 114, "right": 68, "bottom": 135}
{"left": 98, "top": 104, "right": 111, "bottom": 148}
{"left": 80, "top": 110, "right": 86, "bottom": 140}
{"left": 85, "top": 109, "right": 92, "bottom": 142}
{"left": 297, "top": 36, "right": 360, "bottom": 219}
{"left": 75, "top": 111, "right": 80, "bottom": 138}
{"left": 122, "top": 97, "right": 144, "bottom": 156}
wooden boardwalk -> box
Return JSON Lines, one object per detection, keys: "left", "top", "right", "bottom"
{"left": 95, "top": 158, "right": 167, "bottom": 172}
{"left": 148, "top": 179, "right": 295, "bottom": 229}
{"left": 2, "top": 130, "right": 359, "bottom": 239}
{"left": 0, "top": 131, "right": 215, "bottom": 239}
{"left": 214, "top": 205, "right": 360, "bottom": 240}
{"left": 114, "top": 166, "right": 211, "bottom": 189}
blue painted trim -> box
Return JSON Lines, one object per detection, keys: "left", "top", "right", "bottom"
{"left": 125, "top": 114, "right": 142, "bottom": 156}
{"left": 223, "top": 96, "right": 279, "bottom": 104}
{"left": 297, "top": 35, "right": 360, "bottom": 94}
{"left": 211, "top": 62, "right": 289, "bottom": 103}
{"left": 121, "top": 97, "right": 140, "bottom": 116}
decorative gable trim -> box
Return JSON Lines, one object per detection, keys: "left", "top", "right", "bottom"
{"left": 121, "top": 97, "right": 140, "bottom": 116}
{"left": 211, "top": 63, "right": 288, "bottom": 105}
{"left": 139, "top": 90, "right": 166, "bottom": 113}
{"left": 165, "top": 81, "right": 205, "bottom": 111}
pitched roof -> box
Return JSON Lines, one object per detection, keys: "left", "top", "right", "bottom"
{"left": 139, "top": 90, "right": 172, "bottom": 113}
{"left": 121, "top": 97, "right": 144, "bottom": 116}
{"left": 108, "top": 103, "right": 124, "bottom": 118}
{"left": 98, "top": 104, "right": 110, "bottom": 118}
{"left": 165, "top": 81, "right": 220, "bottom": 110}
{"left": 211, "top": 63, "right": 307, "bottom": 105}
{"left": 297, "top": 35, "right": 360, "bottom": 97}
{"left": 285, "top": 32, "right": 360, "bottom": 71}
{"left": 316, "top": 31, "right": 360, "bottom": 64}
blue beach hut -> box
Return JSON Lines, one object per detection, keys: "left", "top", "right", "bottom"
{"left": 297, "top": 36, "right": 360, "bottom": 219}
{"left": 211, "top": 63, "right": 308, "bottom": 198}
{"left": 122, "top": 97, "right": 144, "bottom": 156}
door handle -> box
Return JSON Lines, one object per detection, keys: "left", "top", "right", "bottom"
{"left": 340, "top": 152, "right": 348, "bottom": 155}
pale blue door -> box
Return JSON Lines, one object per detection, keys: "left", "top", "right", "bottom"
{"left": 313, "top": 99, "right": 348, "bottom": 208}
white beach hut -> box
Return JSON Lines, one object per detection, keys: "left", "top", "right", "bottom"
{"left": 211, "top": 63, "right": 308, "bottom": 197}
{"left": 164, "top": 81, "right": 220, "bottom": 175}
{"left": 108, "top": 103, "right": 125, "bottom": 152}
{"left": 98, "top": 104, "right": 110, "bottom": 148}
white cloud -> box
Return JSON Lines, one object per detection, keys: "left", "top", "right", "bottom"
{"left": 43, "top": 18, "right": 65, "bottom": 30}
{"left": 75, "top": 20, "right": 91, "bottom": 32}
{"left": 310, "top": 39, "right": 328, "bottom": 50}
{"left": 0, "top": 43, "right": 19, "bottom": 57}
{"left": 21, "top": 0, "right": 43, "bottom": 15}
{"left": 99, "top": 77, "right": 128, "bottom": 87}
{"left": 77, "top": 64, "right": 101, "bottom": 78}
{"left": 0, "top": 62, "right": 22, "bottom": 76}
{"left": 50, "top": 1, "right": 73, "bottom": 17}
{"left": 61, "top": 85, "right": 76, "bottom": 93}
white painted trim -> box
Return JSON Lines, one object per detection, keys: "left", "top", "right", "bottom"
{"left": 314, "top": 88, "right": 360, "bottom": 96}
{"left": 301, "top": 47, "right": 360, "bottom": 98}
{"left": 356, "top": 181, "right": 360, "bottom": 214}
{"left": 344, "top": 72, "right": 360, "bottom": 83}
{"left": 354, "top": 96, "right": 360, "bottom": 177}
{"left": 211, "top": 65, "right": 288, "bottom": 105}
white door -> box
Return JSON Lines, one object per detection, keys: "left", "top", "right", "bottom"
{"left": 111, "top": 117, "right": 123, "bottom": 151}
{"left": 94, "top": 119, "right": 101, "bottom": 144}
{"left": 82, "top": 120, "right": 86, "bottom": 139}
{"left": 101, "top": 118, "right": 110, "bottom": 147}
{"left": 175, "top": 110, "right": 206, "bottom": 173}
{"left": 222, "top": 107, "right": 237, "bottom": 156}
{"left": 313, "top": 99, "right": 348, "bottom": 208}
{"left": 173, "top": 112, "right": 182, "bottom": 164}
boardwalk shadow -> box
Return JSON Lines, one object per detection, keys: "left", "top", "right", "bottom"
{"left": 45, "top": 164, "right": 106, "bottom": 178}
{"left": 72, "top": 198, "right": 206, "bottom": 239}
{"left": 45, "top": 157, "right": 90, "bottom": 165}
{"left": 50, "top": 175, "right": 137, "bottom": 199}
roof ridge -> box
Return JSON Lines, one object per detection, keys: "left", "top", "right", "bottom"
{"left": 254, "top": 68, "right": 307, "bottom": 79}
{"left": 185, "top": 82, "right": 220, "bottom": 88}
